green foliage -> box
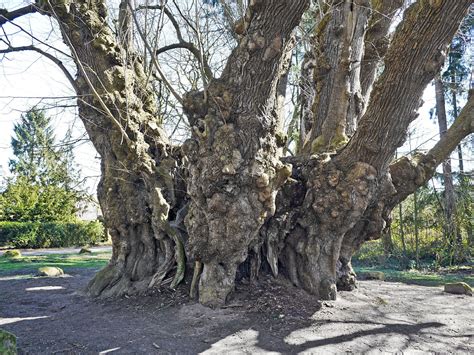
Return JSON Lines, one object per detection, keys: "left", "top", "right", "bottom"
{"left": 0, "top": 177, "right": 78, "bottom": 222}
{"left": 0, "top": 329, "right": 17, "bottom": 355}
{"left": 0, "top": 221, "right": 106, "bottom": 248}
{"left": 9, "top": 109, "right": 77, "bottom": 186}
{"left": 354, "top": 265, "right": 474, "bottom": 287}
{"left": 354, "top": 183, "right": 473, "bottom": 269}
{"left": 1, "top": 108, "right": 85, "bottom": 223}
{"left": 442, "top": 13, "right": 473, "bottom": 101}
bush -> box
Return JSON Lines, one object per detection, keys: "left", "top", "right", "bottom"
{"left": 353, "top": 240, "right": 385, "bottom": 266}
{"left": 0, "top": 221, "right": 106, "bottom": 248}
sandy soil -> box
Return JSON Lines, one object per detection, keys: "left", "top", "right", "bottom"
{"left": 0, "top": 269, "right": 472, "bottom": 354}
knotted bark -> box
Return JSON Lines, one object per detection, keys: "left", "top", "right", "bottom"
{"left": 39, "top": 0, "right": 182, "bottom": 297}
{"left": 183, "top": 0, "right": 309, "bottom": 307}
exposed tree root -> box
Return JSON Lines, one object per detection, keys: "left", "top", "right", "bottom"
{"left": 190, "top": 261, "right": 203, "bottom": 299}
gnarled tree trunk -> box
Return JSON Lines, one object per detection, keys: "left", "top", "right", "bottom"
{"left": 183, "top": 0, "right": 309, "bottom": 307}
{"left": 262, "top": 0, "right": 472, "bottom": 299}
{"left": 1, "top": 0, "right": 471, "bottom": 308}
{"left": 39, "top": 0, "right": 183, "bottom": 297}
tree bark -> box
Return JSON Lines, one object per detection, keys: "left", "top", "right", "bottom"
{"left": 303, "top": 0, "right": 371, "bottom": 153}
{"left": 182, "top": 0, "right": 309, "bottom": 307}
{"left": 435, "top": 75, "right": 459, "bottom": 257}
{"left": 2, "top": 0, "right": 472, "bottom": 308}
{"left": 40, "top": 0, "right": 183, "bottom": 297}
{"left": 338, "top": 0, "right": 472, "bottom": 172}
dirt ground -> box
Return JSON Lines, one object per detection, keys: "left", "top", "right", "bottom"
{"left": 1, "top": 268, "right": 472, "bottom": 354}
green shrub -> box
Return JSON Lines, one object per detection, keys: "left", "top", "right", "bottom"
{"left": 0, "top": 329, "right": 17, "bottom": 355}
{"left": 353, "top": 240, "right": 385, "bottom": 265}
{"left": 0, "top": 220, "right": 105, "bottom": 248}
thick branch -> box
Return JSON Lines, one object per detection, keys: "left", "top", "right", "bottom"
{"left": 338, "top": 0, "right": 472, "bottom": 172}
{"left": 0, "top": 4, "right": 37, "bottom": 26}
{"left": 303, "top": 0, "right": 370, "bottom": 153}
{"left": 390, "top": 92, "right": 474, "bottom": 205}
{"left": 422, "top": 91, "right": 473, "bottom": 171}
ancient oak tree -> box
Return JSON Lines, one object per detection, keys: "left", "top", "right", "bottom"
{"left": 0, "top": 0, "right": 472, "bottom": 307}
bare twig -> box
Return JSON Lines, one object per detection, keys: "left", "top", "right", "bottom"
{"left": 0, "top": 44, "right": 78, "bottom": 91}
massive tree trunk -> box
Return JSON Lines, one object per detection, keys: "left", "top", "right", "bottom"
{"left": 264, "top": 0, "right": 472, "bottom": 298}
{"left": 183, "top": 0, "right": 309, "bottom": 307}
{"left": 1, "top": 0, "right": 472, "bottom": 307}
{"left": 36, "top": 0, "right": 184, "bottom": 297}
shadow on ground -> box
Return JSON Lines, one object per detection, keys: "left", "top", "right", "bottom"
{"left": 0, "top": 269, "right": 472, "bottom": 354}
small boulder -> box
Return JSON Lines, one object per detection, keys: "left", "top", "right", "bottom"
{"left": 2, "top": 250, "right": 21, "bottom": 259}
{"left": 362, "top": 271, "right": 385, "bottom": 281}
{"left": 0, "top": 329, "right": 17, "bottom": 355}
{"left": 79, "top": 247, "right": 92, "bottom": 254}
{"left": 37, "top": 266, "right": 64, "bottom": 277}
{"left": 444, "top": 282, "right": 472, "bottom": 296}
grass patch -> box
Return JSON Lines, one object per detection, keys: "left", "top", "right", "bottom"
{"left": 0, "top": 252, "right": 111, "bottom": 275}
{"left": 354, "top": 266, "right": 474, "bottom": 287}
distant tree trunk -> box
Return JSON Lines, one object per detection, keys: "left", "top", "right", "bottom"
{"left": 452, "top": 82, "right": 473, "bottom": 249}
{"left": 435, "top": 76, "right": 460, "bottom": 261}
{"left": 413, "top": 189, "right": 420, "bottom": 268}
{"left": 382, "top": 223, "right": 393, "bottom": 260}
{"left": 399, "top": 202, "right": 407, "bottom": 258}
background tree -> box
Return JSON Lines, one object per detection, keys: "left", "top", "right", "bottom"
{"left": 0, "top": 108, "right": 82, "bottom": 222}
{"left": 0, "top": 0, "right": 472, "bottom": 307}
{"left": 442, "top": 13, "right": 474, "bottom": 249}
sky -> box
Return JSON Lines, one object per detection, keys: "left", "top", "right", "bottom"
{"left": 0, "top": 1, "right": 100, "bottom": 193}
{"left": 0, "top": 1, "right": 471, "bottom": 197}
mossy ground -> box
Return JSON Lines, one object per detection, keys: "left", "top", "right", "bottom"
{"left": 1, "top": 250, "right": 471, "bottom": 287}
{"left": 354, "top": 265, "right": 474, "bottom": 287}
{"left": 0, "top": 252, "right": 111, "bottom": 275}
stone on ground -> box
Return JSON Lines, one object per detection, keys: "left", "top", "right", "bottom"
{"left": 3, "top": 250, "right": 21, "bottom": 259}
{"left": 361, "top": 271, "right": 385, "bottom": 281}
{"left": 37, "top": 266, "right": 64, "bottom": 277}
{"left": 79, "top": 247, "right": 92, "bottom": 254}
{"left": 0, "top": 329, "right": 17, "bottom": 355}
{"left": 444, "top": 282, "right": 472, "bottom": 296}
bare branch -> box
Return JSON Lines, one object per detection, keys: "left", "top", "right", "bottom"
{"left": 0, "top": 44, "right": 78, "bottom": 92}
{"left": 0, "top": 4, "right": 37, "bottom": 26}
{"left": 129, "top": 1, "right": 184, "bottom": 105}
{"left": 138, "top": 4, "right": 214, "bottom": 81}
